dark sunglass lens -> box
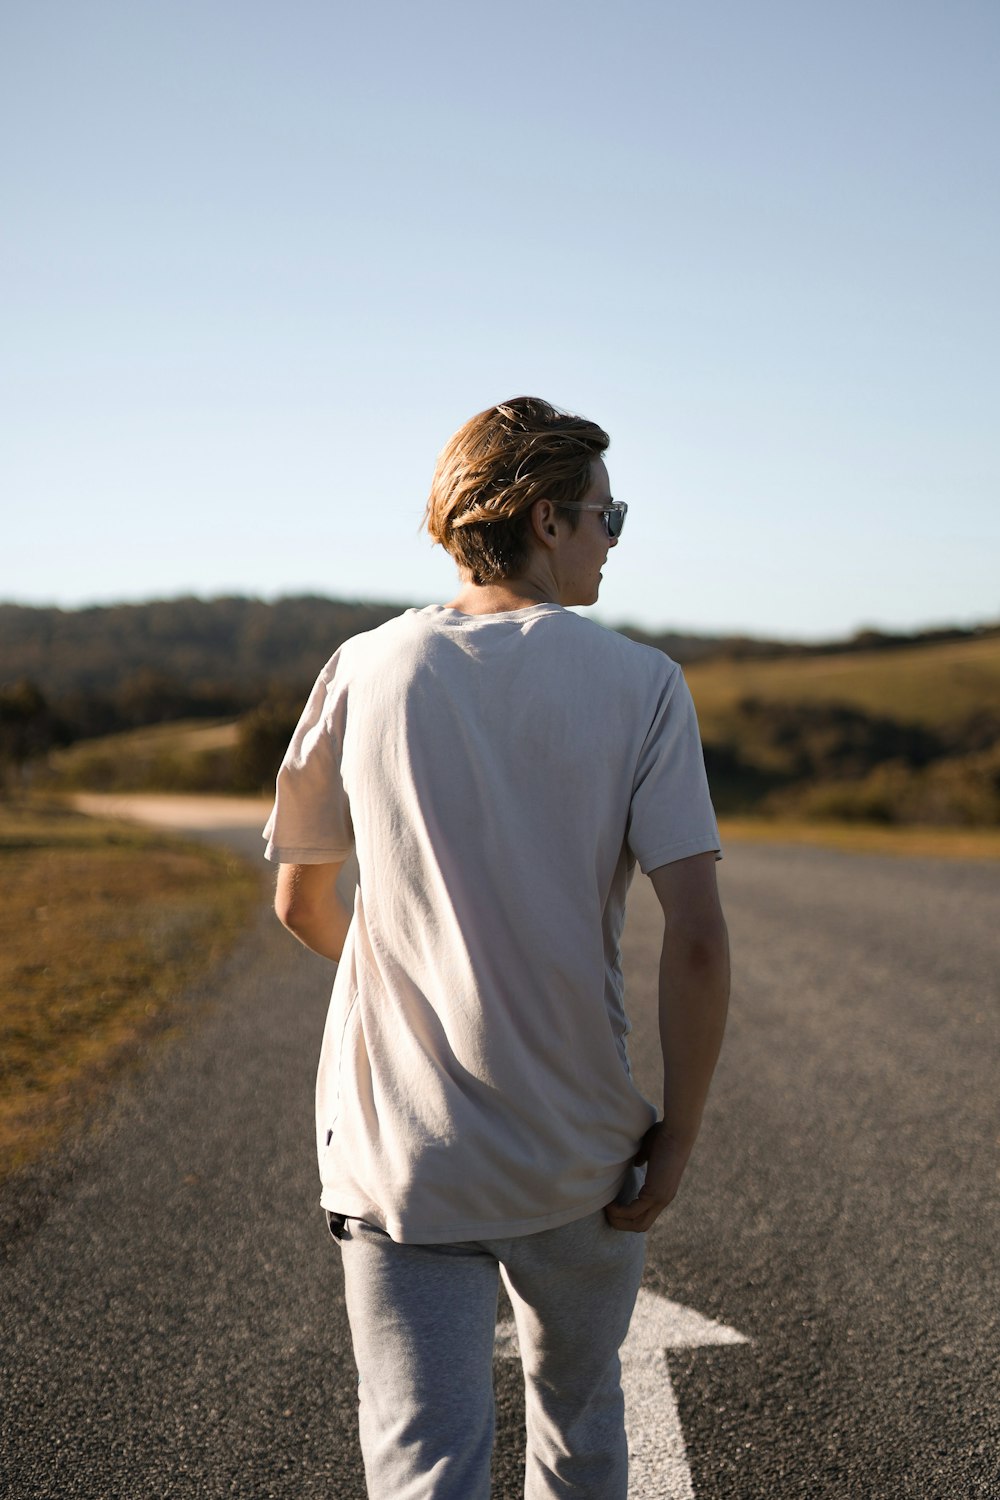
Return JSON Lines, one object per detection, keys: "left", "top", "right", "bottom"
{"left": 606, "top": 509, "right": 624, "bottom": 539}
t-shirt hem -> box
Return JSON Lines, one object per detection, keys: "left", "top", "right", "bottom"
{"left": 318, "top": 1175, "right": 630, "bottom": 1244}
{"left": 263, "top": 842, "right": 353, "bottom": 864}
{"left": 635, "top": 832, "right": 722, "bottom": 875}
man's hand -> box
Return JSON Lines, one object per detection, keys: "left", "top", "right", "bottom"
{"left": 604, "top": 1123, "right": 693, "bottom": 1233}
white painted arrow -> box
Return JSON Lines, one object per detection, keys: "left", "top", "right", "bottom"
{"left": 495, "top": 1286, "right": 749, "bottom": 1499}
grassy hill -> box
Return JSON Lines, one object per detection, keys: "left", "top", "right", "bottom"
{"left": 0, "top": 596, "right": 410, "bottom": 703}
{"left": 686, "top": 633, "right": 1000, "bottom": 733}
{"left": 45, "top": 720, "right": 242, "bottom": 793}
{"left": 0, "top": 594, "right": 733, "bottom": 710}
{"left": 4, "top": 596, "right": 998, "bottom": 828}
{"left": 33, "top": 631, "right": 999, "bottom": 830}
{"left": 686, "top": 634, "right": 1000, "bottom": 825}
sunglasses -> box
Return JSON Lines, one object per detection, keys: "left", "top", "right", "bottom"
{"left": 557, "top": 500, "right": 628, "bottom": 539}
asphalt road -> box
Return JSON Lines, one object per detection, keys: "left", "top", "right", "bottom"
{"left": 2, "top": 814, "right": 998, "bottom": 1498}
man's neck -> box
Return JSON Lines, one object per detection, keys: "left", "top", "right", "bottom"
{"left": 444, "top": 576, "right": 557, "bottom": 616}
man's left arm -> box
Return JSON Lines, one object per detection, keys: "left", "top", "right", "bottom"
{"left": 606, "top": 851, "right": 730, "bottom": 1232}
{"left": 274, "top": 861, "right": 351, "bottom": 963}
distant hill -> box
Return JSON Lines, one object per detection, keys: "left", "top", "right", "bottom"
{"left": 685, "top": 632, "right": 1000, "bottom": 824}
{"left": 3, "top": 593, "right": 997, "bottom": 705}
{"left": 0, "top": 594, "right": 740, "bottom": 704}
{"left": 0, "top": 596, "right": 410, "bottom": 705}
{"left": 4, "top": 595, "right": 998, "bottom": 825}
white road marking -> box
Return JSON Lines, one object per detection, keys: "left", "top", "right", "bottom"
{"left": 495, "top": 1286, "right": 749, "bottom": 1498}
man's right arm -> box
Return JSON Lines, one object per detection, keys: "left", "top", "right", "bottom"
{"left": 274, "top": 861, "right": 351, "bottom": 963}
{"left": 605, "top": 850, "right": 730, "bottom": 1232}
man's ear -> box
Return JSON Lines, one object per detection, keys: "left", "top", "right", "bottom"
{"left": 529, "top": 499, "right": 560, "bottom": 550}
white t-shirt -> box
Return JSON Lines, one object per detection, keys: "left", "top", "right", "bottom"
{"left": 263, "top": 603, "right": 721, "bottom": 1243}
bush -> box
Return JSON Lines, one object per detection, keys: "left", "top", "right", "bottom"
{"left": 764, "top": 746, "right": 1000, "bottom": 826}
{"left": 232, "top": 701, "right": 303, "bottom": 792}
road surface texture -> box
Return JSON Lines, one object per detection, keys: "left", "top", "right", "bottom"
{"left": 2, "top": 802, "right": 997, "bottom": 1497}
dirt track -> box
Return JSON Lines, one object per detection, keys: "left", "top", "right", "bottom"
{"left": 72, "top": 792, "right": 272, "bottom": 830}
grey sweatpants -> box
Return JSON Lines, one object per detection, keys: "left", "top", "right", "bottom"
{"left": 331, "top": 1202, "right": 646, "bottom": 1499}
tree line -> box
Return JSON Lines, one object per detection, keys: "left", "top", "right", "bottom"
{"left": 7, "top": 594, "right": 993, "bottom": 708}
{"left": 3, "top": 595, "right": 998, "bottom": 822}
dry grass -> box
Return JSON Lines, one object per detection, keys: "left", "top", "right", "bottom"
{"left": 48, "top": 717, "right": 240, "bottom": 768}
{"left": 719, "top": 815, "right": 1000, "bottom": 861}
{"left": 686, "top": 634, "right": 1000, "bottom": 734}
{"left": 0, "top": 799, "right": 260, "bottom": 1183}
{"left": 43, "top": 718, "right": 242, "bottom": 794}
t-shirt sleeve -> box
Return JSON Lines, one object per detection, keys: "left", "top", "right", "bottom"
{"left": 626, "top": 665, "right": 722, "bottom": 874}
{"left": 262, "top": 654, "right": 354, "bottom": 864}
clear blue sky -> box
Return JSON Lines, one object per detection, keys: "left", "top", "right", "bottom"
{"left": 3, "top": 0, "right": 997, "bottom": 639}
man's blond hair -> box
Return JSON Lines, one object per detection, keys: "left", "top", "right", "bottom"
{"left": 424, "top": 396, "right": 610, "bottom": 584}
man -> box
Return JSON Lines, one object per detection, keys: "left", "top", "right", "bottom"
{"left": 263, "top": 396, "right": 730, "bottom": 1499}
